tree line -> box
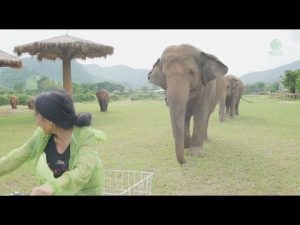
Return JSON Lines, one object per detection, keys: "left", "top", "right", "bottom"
{"left": 244, "top": 69, "right": 300, "bottom": 95}
{"left": 282, "top": 69, "right": 300, "bottom": 93}
{"left": 0, "top": 76, "right": 127, "bottom": 106}
{"left": 2, "top": 68, "right": 299, "bottom": 106}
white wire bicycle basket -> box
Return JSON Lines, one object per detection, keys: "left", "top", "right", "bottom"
{"left": 103, "top": 170, "right": 154, "bottom": 195}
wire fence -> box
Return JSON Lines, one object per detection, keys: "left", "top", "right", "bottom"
{"left": 269, "top": 93, "right": 300, "bottom": 100}
{"left": 103, "top": 170, "right": 154, "bottom": 195}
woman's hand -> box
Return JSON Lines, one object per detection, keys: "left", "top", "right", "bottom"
{"left": 30, "top": 186, "right": 53, "bottom": 195}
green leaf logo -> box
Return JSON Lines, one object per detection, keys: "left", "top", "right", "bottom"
{"left": 270, "top": 39, "right": 282, "bottom": 50}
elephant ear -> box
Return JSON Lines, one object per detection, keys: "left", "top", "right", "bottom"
{"left": 198, "top": 52, "right": 228, "bottom": 86}
{"left": 148, "top": 58, "right": 167, "bottom": 90}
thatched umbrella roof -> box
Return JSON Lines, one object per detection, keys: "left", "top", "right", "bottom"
{"left": 14, "top": 34, "right": 114, "bottom": 96}
{"left": 0, "top": 50, "right": 22, "bottom": 68}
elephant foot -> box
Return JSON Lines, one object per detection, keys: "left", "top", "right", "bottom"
{"left": 187, "top": 147, "right": 206, "bottom": 157}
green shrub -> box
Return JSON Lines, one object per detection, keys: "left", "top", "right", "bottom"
{"left": 0, "top": 95, "right": 8, "bottom": 106}
{"left": 17, "top": 94, "right": 30, "bottom": 105}
{"left": 74, "top": 93, "right": 96, "bottom": 102}
{"left": 109, "top": 94, "right": 118, "bottom": 101}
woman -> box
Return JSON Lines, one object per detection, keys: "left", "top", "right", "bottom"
{"left": 0, "top": 90, "right": 106, "bottom": 195}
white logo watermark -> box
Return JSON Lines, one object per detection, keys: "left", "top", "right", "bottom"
{"left": 269, "top": 39, "right": 284, "bottom": 56}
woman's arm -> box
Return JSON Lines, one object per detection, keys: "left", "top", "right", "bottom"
{"left": 0, "top": 128, "right": 41, "bottom": 176}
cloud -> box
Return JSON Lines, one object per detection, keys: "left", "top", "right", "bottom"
{"left": 290, "top": 30, "right": 300, "bottom": 42}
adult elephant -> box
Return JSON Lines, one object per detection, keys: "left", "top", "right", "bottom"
{"left": 10, "top": 95, "right": 18, "bottom": 109}
{"left": 219, "top": 74, "right": 244, "bottom": 122}
{"left": 96, "top": 89, "right": 109, "bottom": 112}
{"left": 148, "top": 44, "right": 228, "bottom": 164}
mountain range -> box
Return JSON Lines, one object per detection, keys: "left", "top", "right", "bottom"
{"left": 84, "top": 64, "right": 150, "bottom": 88}
{"left": 0, "top": 57, "right": 150, "bottom": 90}
{"left": 239, "top": 60, "right": 300, "bottom": 84}
{"left": 0, "top": 57, "right": 299, "bottom": 90}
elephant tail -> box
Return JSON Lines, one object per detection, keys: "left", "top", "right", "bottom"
{"left": 241, "top": 97, "right": 253, "bottom": 103}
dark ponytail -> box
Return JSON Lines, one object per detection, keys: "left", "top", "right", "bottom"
{"left": 74, "top": 112, "right": 92, "bottom": 127}
{"left": 35, "top": 89, "right": 92, "bottom": 129}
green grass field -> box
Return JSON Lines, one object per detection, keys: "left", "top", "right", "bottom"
{"left": 0, "top": 95, "right": 300, "bottom": 195}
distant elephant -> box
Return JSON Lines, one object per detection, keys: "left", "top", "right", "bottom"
{"left": 27, "top": 97, "right": 35, "bottom": 110}
{"left": 96, "top": 89, "right": 109, "bottom": 112}
{"left": 219, "top": 74, "right": 244, "bottom": 122}
{"left": 10, "top": 95, "right": 18, "bottom": 109}
{"left": 148, "top": 44, "right": 228, "bottom": 164}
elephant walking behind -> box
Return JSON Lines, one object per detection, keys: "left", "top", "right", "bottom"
{"left": 10, "top": 95, "right": 18, "bottom": 109}
{"left": 148, "top": 44, "right": 228, "bottom": 164}
{"left": 96, "top": 89, "right": 110, "bottom": 112}
{"left": 219, "top": 74, "right": 244, "bottom": 122}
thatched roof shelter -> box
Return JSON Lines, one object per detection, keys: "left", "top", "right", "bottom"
{"left": 0, "top": 50, "right": 22, "bottom": 68}
{"left": 14, "top": 34, "right": 114, "bottom": 96}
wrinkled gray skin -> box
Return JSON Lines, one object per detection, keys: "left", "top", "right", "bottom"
{"left": 148, "top": 44, "right": 228, "bottom": 164}
{"left": 219, "top": 74, "right": 244, "bottom": 122}
{"left": 96, "top": 89, "right": 110, "bottom": 112}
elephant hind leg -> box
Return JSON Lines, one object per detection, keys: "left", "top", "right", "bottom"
{"left": 187, "top": 146, "right": 206, "bottom": 157}
{"left": 184, "top": 138, "right": 190, "bottom": 149}
{"left": 225, "top": 106, "right": 230, "bottom": 118}
{"left": 235, "top": 105, "right": 239, "bottom": 115}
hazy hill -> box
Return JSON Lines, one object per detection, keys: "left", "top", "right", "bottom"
{"left": 84, "top": 64, "right": 150, "bottom": 88}
{"left": 240, "top": 60, "right": 300, "bottom": 84}
{"left": 0, "top": 58, "right": 151, "bottom": 90}
{"left": 0, "top": 83, "right": 9, "bottom": 91}
{"left": 0, "top": 57, "right": 94, "bottom": 89}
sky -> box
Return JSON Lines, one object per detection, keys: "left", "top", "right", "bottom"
{"left": 1, "top": 29, "right": 300, "bottom": 77}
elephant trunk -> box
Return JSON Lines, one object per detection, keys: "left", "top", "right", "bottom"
{"left": 167, "top": 85, "right": 189, "bottom": 164}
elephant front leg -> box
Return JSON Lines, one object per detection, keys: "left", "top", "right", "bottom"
{"left": 230, "top": 98, "right": 236, "bottom": 117}
{"left": 184, "top": 114, "right": 192, "bottom": 148}
{"left": 225, "top": 97, "right": 230, "bottom": 117}
{"left": 100, "top": 101, "right": 107, "bottom": 112}
{"left": 187, "top": 110, "right": 208, "bottom": 157}
{"left": 203, "top": 114, "right": 210, "bottom": 141}
{"left": 219, "top": 95, "right": 226, "bottom": 122}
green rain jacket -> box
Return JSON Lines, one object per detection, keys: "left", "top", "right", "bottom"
{"left": 0, "top": 126, "right": 106, "bottom": 195}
